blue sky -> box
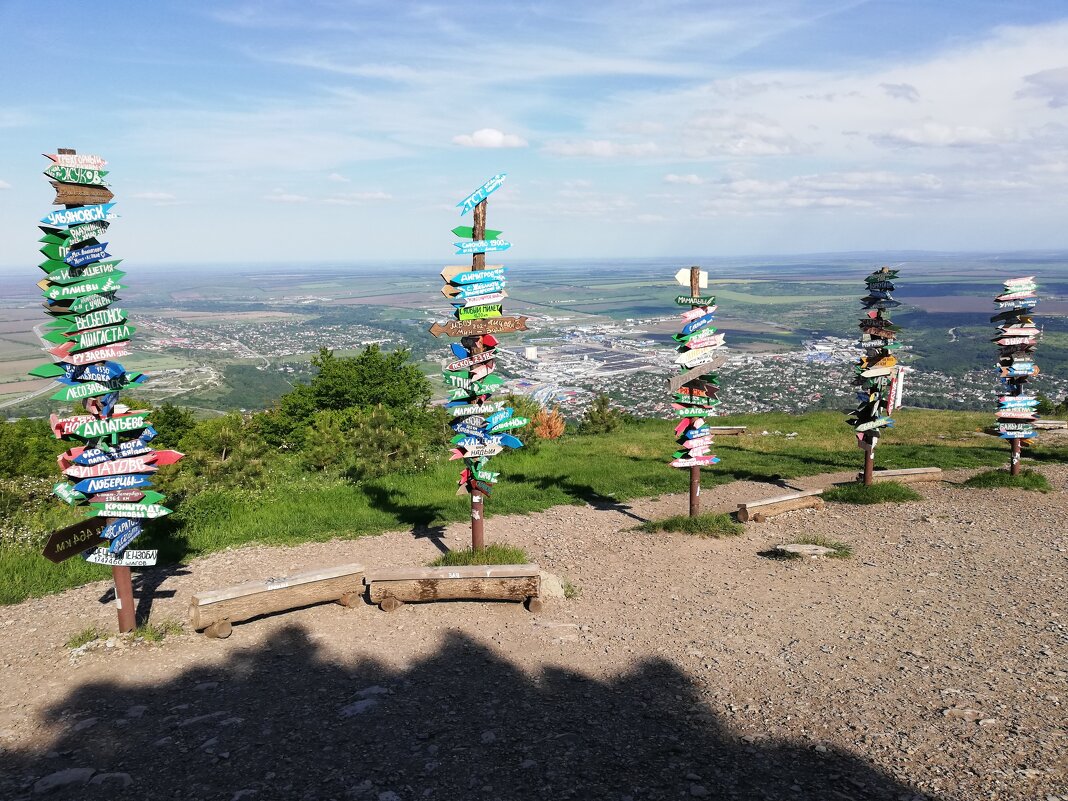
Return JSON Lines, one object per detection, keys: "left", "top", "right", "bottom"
{"left": 1, "top": 0, "right": 1068, "bottom": 265}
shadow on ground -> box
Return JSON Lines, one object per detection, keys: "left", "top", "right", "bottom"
{"left": 1, "top": 625, "right": 925, "bottom": 801}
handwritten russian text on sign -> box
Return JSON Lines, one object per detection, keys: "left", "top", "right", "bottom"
{"left": 42, "top": 518, "right": 106, "bottom": 563}
{"left": 45, "top": 152, "right": 107, "bottom": 169}
{"left": 85, "top": 548, "right": 157, "bottom": 567}
{"left": 44, "top": 164, "right": 109, "bottom": 185}
{"left": 454, "top": 239, "right": 512, "bottom": 255}
{"left": 457, "top": 173, "right": 506, "bottom": 215}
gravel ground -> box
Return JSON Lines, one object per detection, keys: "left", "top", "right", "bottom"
{"left": 0, "top": 466, "right": 1065, "bottom": 801}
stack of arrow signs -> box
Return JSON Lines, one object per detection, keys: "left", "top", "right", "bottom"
{"left": 35, "top": 151, "right": 183, "bottom": 569}
{"left": 431, "top": 174, "right": 528, "bottom": 499}
{"left": 992, "top": 275, "right": 1041, "bottom": 446}
{"left": 669, "top": 270, "right": 724, "bottom": 469}
{"left": 848, "top": 266, "right": 905, "bottom": 453}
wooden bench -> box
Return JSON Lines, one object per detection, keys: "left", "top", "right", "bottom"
{"left": 737, "top": 489, "right": 824, "bottom": 522}
{"left": 1034, "top": 420, "right": 1067, "bottom": 430}
{"left": 862, "top": 467, "right": 943, "bottom": 484}
{"left": 703, "top": 426, "right": 747, "bottom": 436}
{"left": 189, "top": 563, "right": 365, "bottom": 638}
{"left": 364, "top": 564, "right": 542, "bottom": 613}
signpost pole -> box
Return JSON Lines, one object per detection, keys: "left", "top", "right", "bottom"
{"left": 688, "top": 266, "right": 701, "bottom": 516}
{"left": 1010, "top": 438, "right": 1022, "bottom": 477}
{"left": 863, "top": 448, "right": 874, "bottom": 487}
{"left": 470, "top": 199, "right": 487, "bottom": 551}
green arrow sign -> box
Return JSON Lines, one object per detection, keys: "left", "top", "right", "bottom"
{"left": 457, "top": 303, "right": 503, "bottom": 321}
{"left": 452, "top": 226, "right": 502, "bottom": 240}
{"left": 44, "top": 164, "right": 109, "bottom": 185}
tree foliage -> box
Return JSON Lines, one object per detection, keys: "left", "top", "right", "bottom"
{"left": 578, "top": 394, "right": 624, "bottom": 435}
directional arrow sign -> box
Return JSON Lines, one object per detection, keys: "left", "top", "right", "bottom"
{"left": 668, "top": 358, "right": 727, "bottom": 392}
{"left": 88, "top": 502, "right": 172, "bottom": 519}
{"left": 67, "top": 322, "right": 134, "bottom": 351}
{"left": 675, "top": 346, "right": 725, "bottom": 369}
{"left": 675, "top": 295, "right": 715, "bottom": 306}
{"left": 450, "top": 401, "right": 505, "bottom": 418}
{"left": 457, "top": 173, "right": 506, "bottom": 215}
{"left": 63, "top": 307, "right": 127, "bottom": 333}
{"left": 64, "top": 243, "right": 111, "bottom": 267}
{"left": 43, "top": 261, "right": 124, "bottom": 286}
{"left": 64, "top": 455, "right": 158, "bottom": 479}
{"left": 49, "top": 342, "right": 131, "bottom": 366}
{"left": 85, "top": 548, "right": 158, "bottom": 567}
{"left": 42, "top": 518, "right": 107, "bottom": 563}
{"left": 51, "top": 375, "right": 143, "bottom": 403}
{"left": 75, "top": 414, "right": 151, "bottom": 439}
{"left": 45, "top": 152, "right": 107, "bottom": 169}
{"left": 489, "top": 416, "right": 528, "bottom": 433}
{"left": 442, "top": 279, "right": 507, "bottom": 298}
{"left": 65, "top": 220, "right": 110, "bottom": 247}
{"left": 103, "top": 518, "right": 143, "bottom": 553}
{"left": 429, "top": 316, "right": 529, "bottom": 338}
{"left": 451, "top": 291, "right": 508, "bottom": 308}
{"left": 44, "top": 164, "right": 109, "bottom": 185}
{"left": 40, "top": 203, "right": 116, "bottom": 227}
{"left": 449, "top": 444, "right": 503, "bottom": 460}
{"left": 675, "top": 269, "right": 708, "bottom": 288}
{"left": 52, "top": 481, "right": 86, "bottom": 505}
{"left": 455, "top": 239, "right": 512, "bottom": 255}
{"left": 445, "top": 350, "right": 495, "bottom": 372}
{"left": 677, "top": 313, "right": 716, "bottom": 338}
{"left": 456, "top": 303, "right": 503, "bottom": 321}
{"left": 670, "top": 455, "right": 719, "bottom": 468}
{"left": 51, "top": 181, "right": 115, "bottom": 207}
{"left": 441, "top": 265, "right": 505, "bottom": 284}
{"left": 452, "top": 226, "right": 502, "bottom": 240}
{"left": 42, "top": 276, "right": 124, "bottom": 301}
{"left": 73, "top": 474, "right": 153, "bottom": 495}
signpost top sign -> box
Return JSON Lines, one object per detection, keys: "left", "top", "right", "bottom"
{"left": 457, "top": 173, "right": 507, "bottom": 215}
{"left": 675, "top": 268, "right": 708, "bottom": 289}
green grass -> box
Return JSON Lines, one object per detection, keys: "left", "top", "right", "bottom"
{"left": 132, "top": 619, "right": 184, "bottom": 643}
{"left": 3, "top": 409, "right": 1067, "bottom": 605}
{"left": 822, "top": 482, "right": 923, "bottom": 504}
{"left": 638, "top": 512, "right": 743, "bottom": 538}
{"left": 962, "top": 468, "right": 1052, "bottom": 493}
{"left": 562, "top": 577, "right": 581, "bottom": 600}
{"left": 429, "top": 543, "right": 530, "bottom": 567}
{"left": 65, "top": 625, "right": 105, "bottom": 649}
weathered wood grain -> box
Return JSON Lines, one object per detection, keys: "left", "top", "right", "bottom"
{"left": 864, "top": 467, "right": 942, "bottom": 484}
{"left": 738, "top": 490, "right": 825, "bottom": 522}
{"left": 368, "top": 575, "right": 540, "bottom": 606}
{"left": 189, "top": 563, "right": 364, "bottom": 631}
{"left": 365, "top": 564, "right": 539, "bottom": 582}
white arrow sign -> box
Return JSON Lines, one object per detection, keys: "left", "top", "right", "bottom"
{"left": 85, "top": 548, "right": 158, "bottom": 567}
{"left": 675, "top": 269, "right": 708, "bottom": 289}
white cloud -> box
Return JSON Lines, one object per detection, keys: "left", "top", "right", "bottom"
{"left": 543, "top": 139, "right": 658, "bottom": 158}
{"left": 664, "top": 173, "right": 704, "bottom": 185}
{"left": 873, "top": 122, "right": 1003, "bottom": 148}
{"left": 327, "top": 172, "right": 351, "bottom": 183}
{"left": 264, "top": 190, "right": 309, "bottom": 203}
{"left": 880, "top": 82, "right": 920, "bottom": 102}
{"left": 0, "top": 180, "right": 11, "bottom": 190}
{"left": 452, "top": 128, "right": 528, "bottom": 148}
{"left": 1016, "top": 66, "right": 1068, "bottom": 108}
{"left": 323, "top": 191, "right": 393, "bottom": 205}
{"left": 683, "top": 112, "right": 802, "bottom": 157}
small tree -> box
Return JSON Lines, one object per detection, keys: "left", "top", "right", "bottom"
{"left": 533, "top": 405, "right": 565, "bottom": 440}
{"left": 578, "top": 394, "right": 623, "bottom": 435}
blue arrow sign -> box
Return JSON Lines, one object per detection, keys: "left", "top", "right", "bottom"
{"left": 681, "top": 313, "right": 716, "bottom": 337}
{"left": 64, "top": 361, "right": 126, "bottom": 384}
{"left": 457, "top": 173, "right": 507, "bottom": 215}
{"left": 455, "top": 239, "right": 512, "bottom": 256}
{"left": 73, "top": 474, "right": 154, "bottom": 495}
{"left": 452, "top": 267, "right": 506, "bottom": 285}
{"left": 41, "top": 203, "right": 116, "bottom": 227}
{"left": 64, "top": 243, "right": 110, "bottom": 267}
{"left": 105, "top": 518, "right": 143, "bottom": 554}
{"left": 452, "top": 422, "right": 487, "bottom": 439}
{"left": 450, "top": 343, "right": 469, "bottom": 359}
{"left": 497, "top": 433, "right": 524, "bottom": 450}
{"left": 485, "top": 408, "right": 514, "bottom": 428}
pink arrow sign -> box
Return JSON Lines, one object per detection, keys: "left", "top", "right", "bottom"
{"left": 63, "top": 455, "right": 159, "bottom": 479}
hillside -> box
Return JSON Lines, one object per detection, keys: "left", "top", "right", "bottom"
{"left": 3, "top": 408, "right": 1067, "bottom": 605}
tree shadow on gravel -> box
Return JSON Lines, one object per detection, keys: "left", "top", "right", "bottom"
{"left": 511, "top": 473, "right": 651, "bottom": 524}
{"left": 0, "top": 624, "right": 927, "bottom": 801}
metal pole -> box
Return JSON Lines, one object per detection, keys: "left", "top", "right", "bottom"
{"left": 470, "top": 199, "right": 487, "bottom": 549}
{"left": 688, "top": 266, "right": 701, "bottom": 516}
{"left": 1010, "top": 438, "right": 1021, "bottom": 477}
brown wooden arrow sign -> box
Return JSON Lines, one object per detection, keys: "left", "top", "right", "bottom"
{"left": 42, "top": 517, "right": 107, "bottom": 563}
{"left": 51, "top": 181, "right": 115, "bottom": 207}
{"left": 668, "top": 354, "right": 728, "bottom": 392}
{"left": 429, "top": 316, "right": 529, "bottom": 338}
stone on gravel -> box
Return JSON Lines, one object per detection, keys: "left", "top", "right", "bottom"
{"left": 480, "top": 730, "right": 497, "bottom": 744}
{"left": 943, "top": 708, "right": 983, "bottom": 721}
{"left": 125, "top": 705, "right": 147, "bottom": 718}
{"left": 775, "top": 543, "right": 835, "bottom": 558}
{"left": 539, "top": 571, "right": 566, "bottom": 600}
{"left": 689, "top": 784, "right": 709, "bottom": 797}
{"left": 339, "top": 698, "right": 380, "bottom": 717}
{"left": 71, "top": 717, "right": 97, "bottom": 732}
{"left": 33, "top": 768, "right": 95, "bottom": 794}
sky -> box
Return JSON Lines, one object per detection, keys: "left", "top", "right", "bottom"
{"left": 1, "top": 0, "right": 1068, "bottom": 265}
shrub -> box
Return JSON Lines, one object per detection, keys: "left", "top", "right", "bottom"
{"left": 638, "top": 513, "right": 742, "bottom": 538}
{"left": 429, "top": 543, "right": 531, "bottom": 566}
{"left": 822, "top": 482, "right": 922, "bottom": 504}
{"left": 578, "top": 394, "right": 623, "bottom": 435}
{"left": 962, "top": 468, "right": 1051, "bottom": 493}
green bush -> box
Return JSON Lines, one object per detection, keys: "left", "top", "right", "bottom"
{"left": 823, "top": 482, "right": 922, "bottom": 504}
{"left": 578, "top": 394, "right": 623, "bottom": 435}
{"left": 962, "top": 468, "right": 1051, "bottom": 493}
{"left": 429, "top": 543, "right": 530, "bottom": 566}
{"left": 638, "top": 512, "right": 742, "bottom": 538}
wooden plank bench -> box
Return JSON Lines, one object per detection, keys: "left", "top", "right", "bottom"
{"left": 1034, "top": 420, "right": 1067, "bottom": 430}
{"left": 862, "top": 467, "right": 943, "bottom": 484}
{"left": 703, "top": 426, "right": 747, "bottom": 436}
{"left": 189, "top": 563, "right": 365, "bottom": 638}
{"left": 737, "top": 489, "right": 824, "bottom": 522}
{"left": 365, "top": 564, "right": 542, "bottom": 613}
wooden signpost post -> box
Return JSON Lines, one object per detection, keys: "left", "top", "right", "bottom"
{"left": 667, "top": 266, "right": 725, "bottom": 516}
{"left": 34, "top": 148, "right": 183, "bottom": 633}
{"left": 429, "top": 174, "right": 527, "bottom": 551}
{"left": 848, "top": 267, "right": 905, "bottom": 485}
{"left": 992, "top": 276, "right": 1040, "bottom": 474}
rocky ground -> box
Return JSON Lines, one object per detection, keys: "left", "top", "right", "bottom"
{"left": 0, "top": 466, "right": 1065, "bottom": 801}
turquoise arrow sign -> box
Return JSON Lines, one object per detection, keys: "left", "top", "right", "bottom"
{"left": 455, "top": 239, "right": 511, "bottom": 255}
{"left": 457, "top": 173, "right": 506, "bottom": 215}
{"left": 41, "top": 203, "right": 116, "bottom": 227}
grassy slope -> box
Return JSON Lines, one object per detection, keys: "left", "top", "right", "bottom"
{"left": 3, "top": 409, "right": 1065, "bottom": 604}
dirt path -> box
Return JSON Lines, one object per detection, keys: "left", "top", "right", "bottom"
{"left": 1, "top": 467, "right": 1065, "bottom": 801}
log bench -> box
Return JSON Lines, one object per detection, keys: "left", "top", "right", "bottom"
{"left": 364, "top": 564, "right": 542, "bottom": 612}
{"left": 861, "top": 467, "right": 943, "bottom": 484}
{"left": 702, "top": 426, "right": 747, "bottom": 436}
{"left": 737, "top": 489, "right": 824, "bottom": 523}
{"left": 190, "top": 563, "right": 365, "bottom": 638}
